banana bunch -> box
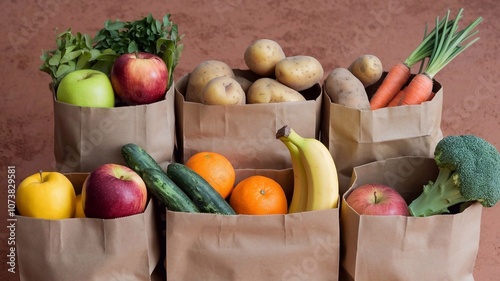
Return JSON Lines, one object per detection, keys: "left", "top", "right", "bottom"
{"left": 276, "top": 125, "right": 339, "bottom": 213}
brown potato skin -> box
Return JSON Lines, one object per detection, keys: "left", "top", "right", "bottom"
{"left": 275, "top": 56, "right": 324, "bottom": 91}
{"left": 348, "top": 54, "right": 383, "bottom": 87}
{"left": 201, "top": 77, "right": 246, "bottom": 105}
{"left": 246, "top": 78, "right": 306, "bottom": 104}
{"left": 324, "top": 68, "right": 370, "bottom": 110}
{"left": 185, "top": 60, "right": 235, "bottom": 103}
{"left": 244, "top": 39, "right": 286, "bottom": 77}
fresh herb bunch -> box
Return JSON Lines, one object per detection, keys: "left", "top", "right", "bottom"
{"left": 92, "top": 13, "right": 183, "bottom": 87}
{"left": 40, "top": 13, "right": 183, "bottom": 88}
{"left": 39, "top": 29, "right": 106, "bottom": 87}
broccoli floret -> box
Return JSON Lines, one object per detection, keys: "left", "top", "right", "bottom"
{"left": 408, "top": 135, "right": 500, "bottom": 217}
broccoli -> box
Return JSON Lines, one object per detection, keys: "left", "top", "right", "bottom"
{"left": 408, "top": 135, "right": 500, "bottom": 217}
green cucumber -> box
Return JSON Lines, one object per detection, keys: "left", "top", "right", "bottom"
{"left": 142, "top": 168, "right": 200, "bottom": 213}
{"left": 166, "top": 163, "right": 237, "bottom": 215}
{"left": 121, "top": 143, "right": 165, "bottom": 176}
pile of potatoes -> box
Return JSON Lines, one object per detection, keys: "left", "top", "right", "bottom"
{"left": 184, "top": 39, "right": 324, "bottom": 105}
{"left": 324, "top": 54, "right": 384, "bottom": 110}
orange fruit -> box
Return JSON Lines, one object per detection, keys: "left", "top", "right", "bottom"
{"left": 229, "top": 175, "right": 288, "bottom": 215}
{"left": 185, "top": 151, "right": 235, "bottom": 199}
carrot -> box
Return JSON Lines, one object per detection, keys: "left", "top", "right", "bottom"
{"left": 370, "top": 15, "right": 454, "bottom": 110}
{"left": 388, "top": 88, "right": 436, "bottom": 107}
{"left": 369, "top": 62, "right": 411, "bottom": 109}
{"left": 397, "top": 9, "right": 482, "bottom": 106}
{"left": 387, "top": 89, "right": 406, "bottom": 107}
{"left": 397, "top": 73, "right": 434, "bottom": 105}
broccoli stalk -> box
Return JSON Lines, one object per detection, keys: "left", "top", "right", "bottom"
{"left": 408, "top": 135, "right": 500, "bottom": 217}
{"left": 408, "top": 167, "right": 465, "bottom": 216}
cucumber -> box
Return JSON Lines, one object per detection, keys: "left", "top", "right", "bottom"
{"left": 142, "top": 168, "right": 200, "bottom": 213}
{"left": 121, "top": 143, "right": 164, "bottom": 176}
{"left": 166, "top": 163, "right": 237, "bottom": 215}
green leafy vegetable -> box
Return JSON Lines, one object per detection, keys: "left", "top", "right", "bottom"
{"left": 92, "top": 13, "right": 183, "bottom": 87}
{"left": 40, "top": 13, "right": 184, "bottom": 88}
{"left": 39, "top": 29, "right": 104, "bottom": 87}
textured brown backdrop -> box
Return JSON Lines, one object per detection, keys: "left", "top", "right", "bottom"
{"left": 1, "top": 0, "right": 499, "bottom": 280}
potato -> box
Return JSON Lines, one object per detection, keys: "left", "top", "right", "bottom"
{"left": 185, "top": 60, "right": 235, "bottom": 103}
{"left": 275, "top": 55, "right": 324, "bottom": 91}
{"left": 246, "top": 78, "right": 306, "bottom": 104}
{"left": 324, "top": 68, "right": 370, "bottom": 110}
{"left": 348, "top": 54, "right": 383, "bottom": 87}
{"left": 201, "top": 77, "right": 246, "bottom": 105}
{"left": 244, "top": 39, "right": 286, "bottom": 77}
{"left": 234, "top": 75, "right": 253, "bottom": 93}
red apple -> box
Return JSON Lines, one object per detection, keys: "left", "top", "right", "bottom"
{"left": 110, "top": 52, "right": 168, "bottom": 105}
{"left": 345, "top": 184, "right": 410, "bottom": 216}
{"left": 82, "top": 163, "right": 147, "bottom": 219}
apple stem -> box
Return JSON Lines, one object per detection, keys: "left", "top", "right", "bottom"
{"left": 373, "top": 191, "right": 378, "bottom": 204}
{"left": 39, "top": 170, "right": 43, "bottom": 182}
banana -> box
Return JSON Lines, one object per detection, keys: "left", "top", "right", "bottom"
{"left": 279, "top": 139, "right": 308, "bottom": 213}
{"left": 276, "top": 125, "right": 339, "bottom": 211}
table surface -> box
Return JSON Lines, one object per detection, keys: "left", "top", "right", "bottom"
{"left": 1, "top": 1, "right": 499, "bottom": 280}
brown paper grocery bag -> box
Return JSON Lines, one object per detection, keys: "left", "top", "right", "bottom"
{"left": 340, "top": 157, "right": 482, "bottom": 281}
{"left": 166, "top": 169, "right": 340, "bottom": 281}
{"left": 16, "top": 173, "right": 163, "bottom": 281}
{"left": 174, "top": 70, "right": 322, "bottom": 169}
{"left": 321, "top": 74, "right": 443, "bottom": 195}
{"left": 53, "top": 83, "right": 176, "bottom": 173}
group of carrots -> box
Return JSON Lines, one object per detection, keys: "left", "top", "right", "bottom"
{"left": 369, "top": 8, "right": 482, "bottom": 110}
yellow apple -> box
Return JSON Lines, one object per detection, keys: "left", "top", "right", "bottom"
{"left": 74, "top": 194, "right": 86, "bottom": 218}
{"left": 16, "top": 171, "right": 76, "bottom": 219}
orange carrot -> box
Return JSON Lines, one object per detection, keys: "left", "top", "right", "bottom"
{"left": 388, "top": 88, "right": 435, "bottom": 107}
{"left": 397, "top": 73, "right": 434, "bottom": 105}
{"left": 370, "top": 9, "right": 481, "bottom": 109}
{"left": 369, "top": 62, "right": 411, "bottom": 110}
{"left": 386, "top": 9, "right": 482, "bottom": 107}
{"left": 369, "top": 14, "right": 456, "bottom": 110}
{"left": 387, "top": 89, "right": 406, "bottom": 107}
{"left": 397, "top": 9, "right": 482, "bottom": 106}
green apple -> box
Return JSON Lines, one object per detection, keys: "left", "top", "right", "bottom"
{"left": 56, "top": 69, "right": 115, "bottom": 107}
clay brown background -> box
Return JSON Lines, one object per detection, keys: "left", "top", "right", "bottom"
{"left": 1, "top": 0, "right": 499, "bottom": 280}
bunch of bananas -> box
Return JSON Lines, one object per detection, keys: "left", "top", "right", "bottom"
{"left": 276, "top": 125, "right": 339, "bottom": 213}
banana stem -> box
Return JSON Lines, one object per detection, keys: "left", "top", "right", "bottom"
{"left": 276, "top": 125, "right": 291, "bottom": 139}
{"left": 276, "top": 125, "right": 304, "bottom": 148}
